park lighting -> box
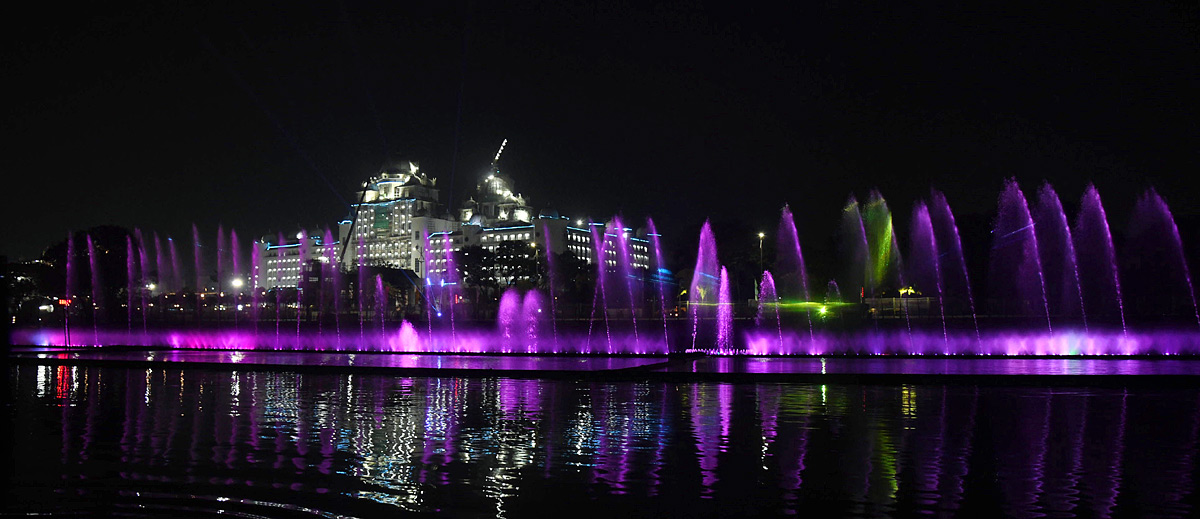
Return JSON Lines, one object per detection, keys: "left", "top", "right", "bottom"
{"left": 231, "top": 278, "right": 244, "bottom": 289}
{"left": 147, "top": 283, "right": 156, "bottom": 291}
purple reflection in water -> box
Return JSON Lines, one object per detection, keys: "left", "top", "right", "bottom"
{"left": 11, "top": 365, "right": 1200, "bottom": 517}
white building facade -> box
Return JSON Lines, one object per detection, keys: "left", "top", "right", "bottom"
{"left": 260, "top": 149, "right": 661, "bottom": 289}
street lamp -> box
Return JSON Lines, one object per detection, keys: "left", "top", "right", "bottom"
{"left": 230, "top": 277, "right": 245, "bottom": 327}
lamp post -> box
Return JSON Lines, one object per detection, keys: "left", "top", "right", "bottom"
{"left": 231, "top": 277, "right": 244, "bottom": 328}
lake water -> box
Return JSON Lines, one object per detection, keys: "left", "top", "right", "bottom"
{"left": 5, "top": 363, "right": 1199, "bottom": 517}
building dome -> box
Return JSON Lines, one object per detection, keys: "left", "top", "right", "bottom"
{"left": 538, "top": 207, "right": 560, "bottom": 219}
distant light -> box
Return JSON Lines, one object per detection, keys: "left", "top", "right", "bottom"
{"left": 296, "top": 231, "right": 304, "bottom": 240}
{"left": 758, "top": 232, "right": 765, "bottom": 239}
{"left": 236, "top": 304, "right": 244, "bottom": 311}
{"left": 231, "top": 278, "right": 244, "bottom": 288}
{"left": 147, "top": 283, "right": 156, "bottom": 291}
{"left": 576, "top": 219, "right": 583, "bottom": 226}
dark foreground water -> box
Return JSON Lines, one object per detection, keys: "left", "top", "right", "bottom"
{"left": 5, "top": 364, "right": 1200, "bottom": 518}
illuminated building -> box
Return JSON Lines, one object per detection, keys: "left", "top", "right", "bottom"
{"left": 338, "top": 156, "right": 459, "bottom": 274}
{"left": 255, "top": 232, "right": 339, "bottom": 290}
{"left": 327, "top": 146, "right": 659, "bottom": 285}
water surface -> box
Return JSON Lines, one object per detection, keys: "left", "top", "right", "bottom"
{"left": 5, "top": 364, "right": 1198, "bottom": 517}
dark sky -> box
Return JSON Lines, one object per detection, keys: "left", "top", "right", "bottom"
{"left": 4, "top": 0, "right": 1199, "bottom": 265}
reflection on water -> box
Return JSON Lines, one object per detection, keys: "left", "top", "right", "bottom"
{"left": 6, "top": 365, "right": 1200, "bottom": 518}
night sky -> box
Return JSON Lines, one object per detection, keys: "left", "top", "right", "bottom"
{"left": 4, "top": 0, "right": 1198, "bottom": 268}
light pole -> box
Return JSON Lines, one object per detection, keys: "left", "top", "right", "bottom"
{"left": 231, "top": 277, "right": 244, "bottom": 328}
{"left": 757, "top": 232, "right": 765, "bottom": 300}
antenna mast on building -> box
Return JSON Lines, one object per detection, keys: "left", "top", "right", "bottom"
{"left": 492, "top": 138, "right": 507, "bottom": 165}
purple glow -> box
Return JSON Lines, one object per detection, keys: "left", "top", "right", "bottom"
{"left": 167, "top": 235, "right": 182, "bottom": 294}
{"left": 542, "top": 221, "right": 559, "bottom": 349}
{"left": 587, "top": 223, "right": 612, "bottom": 349}
{"left": 690, "top": 221, "right": 719, "bottom": 349}
{"left": 646, "top": 218, "right": 670, "bottom": 348}
{"left": 135, "top": 228, "right": 150, "bottom": 335}
{"left": 909, "top": 202, "right": 947, "bottom": 344}
{"left": 153, "top": 232, "right": 167, "bottom": 294}
{"left": 86, "top": 234, "right": 103, "bottom": 342}
{"left": 612, "top": 216, "right": 640, "bottom": 346}
{"left": 1076, "top": 185, "right": 1126, "bottom": 334}
{"left": 717, "top": 267, "right": 732, "bottom": 352}
{"left": 991, "top": 180, "right": 1052, "bottom": 331}
{"left": 757, "top": 271, "right": 783, "bottom": 349}
{"left": 930, "top": 189, "right": 979, "bottom": 339}
{"left": 1128, "top": 188, "right": 1200, "bottom": 329}
{"left": 498, "top": 288, "right": 520, "bottom": 344}
{"left": 126, "top": 236, "right": 136, "bottom": 334}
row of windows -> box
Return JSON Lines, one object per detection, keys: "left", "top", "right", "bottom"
{"left": 482, "top": 232, "right": 531, "bottom": 242}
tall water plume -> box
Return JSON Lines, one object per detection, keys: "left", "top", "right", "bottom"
{"left": 216, "top": 225, "right": 225, "bottom": 326}
{"left": 990, "top": 179, "right": 1052, "bottom": 331}
{"left": 134, "top": 229, "right": 150, "bottom": 335}
{"left": 776, "top": 205, "right": 812, "bottom": 299}
{"left": 716, "top": 266, "right": 733, "bottom": 352}
{"left": 86, "top": 234, "right": 103, "bottom": 342}
{"left": 612, "top": 217, "right": 640, "bottom": 344}
{"left": 250, "top": 244, "right": 262, "bottom": 329}
{"left": 297, "top": 229, "right": 307, "bottom": 341}
{"left": 909, "top": 202, "right": 947, "bottom": 341}
{"left": 498, "top": 288, "right": 521, "bottom": 347}
{"left": 322, "top": 228, "right": 338, "bottom": 340}
{"left": 1074, "top": 184, "right": 1126, "bottom": 333}
{"left": 541, "top": 222, "right": 559, "bottom": 347}
{"left": 167, "top": 236, "right": 182, "bottom": 293}
{"left": 839, "top": 196, "right": 871, "bottom": 298}
{"left": 1126, "top": 188, "right": 1199, "bottom": 327}
{"left": 777, "top": 204, "right": 814, "bottom": 340}
{"left": 689, "top": 221, "right": 720, "bottom": 350}
{"left": 153, "top": 232, "right": 167, "bottom": 294}
{"left": 587, "top": 223, "right": 612, "bottom": 349}
{"left": 276, "top": 232, "right": 286, "bottom": 345}
{"left": 126, "top": 236, "right": 137, "bottom": 334}
{"left": 441, "top": 231, "right": 460, "bottom": 339}
{"left": 64, "top": 231, "right": 76, "bottom": 346}
{"left": 65, "top": 232, "right": 77, "bottom": 302}
{"left": 357, "top": 236, "right": 367, "bottom": 341}
{"left": 646, "top": 218, "right": 670, "bottom": 347}
{"left": 375, "top": 274, "right": 386, "bottom": 340}
{"left": 521, "top": 290, "right": 545, "bottom": 353}
{"left": 757, "top": 270, "right": 783, "bottom": 348}
{"left": 421, "top": 230, "right": 434, "bottom": 341}
{"left": 929, "top": 191, "right": 978, "bottom": 337}
{"left": 863, "top": 190, "right": 901, "bottom": 294}
{"left": 230, "top": 229, "right": 242, "bottom": 329}
{"left": 1032, "top": 183, "right": 1086, "bottom": 328}
{"left": 192, "top": 225, "right": 204, "bottom": 324}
